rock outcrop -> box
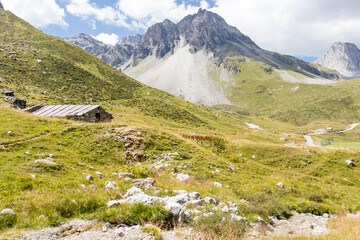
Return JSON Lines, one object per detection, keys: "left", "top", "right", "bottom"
{"left": 315, "top": 42, "right": 360, "bottom": 79}
{"left": 63, "top": 33, "right": 140, "bottom": 69}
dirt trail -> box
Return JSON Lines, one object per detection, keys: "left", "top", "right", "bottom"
{"left": 305, "top": 123, "right": 360, "bottom": 147}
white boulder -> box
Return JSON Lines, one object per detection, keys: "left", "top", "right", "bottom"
{"left": 104, "top": 181, "right": 118, "bottom": 191}
{"left": 0, "top": 209, "right": 15, "bottom": 215}
{"left": 176, "top": 173, "right": 190, "bottom": 181}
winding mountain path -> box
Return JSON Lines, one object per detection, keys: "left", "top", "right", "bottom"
{"left": 305, "top": 123, "right": 360, "bottom": 147}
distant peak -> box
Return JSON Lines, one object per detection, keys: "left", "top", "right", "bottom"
{"left": 333, "top": 42, "right": 358, "bottom": 48}
{"left": 197, "top": 8, "right": 207, "bottom": 14}
{"left": 162, "top": 19, "right": 175, "bottom": 25}
{"left": 75, "top": 33, "right": 91, "bottom": 38}
{"left": 0, "top": 0, "right": 4, "bottom": 10}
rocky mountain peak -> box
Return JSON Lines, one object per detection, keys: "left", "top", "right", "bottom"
{"left": 315, "top": 42, "right": 360, "bottom": 78}
{"left": 0, "top": 0, "right": 4, "bottom": 10}
{"left": 117, "top": 34, "right": 142, "bottom": 46}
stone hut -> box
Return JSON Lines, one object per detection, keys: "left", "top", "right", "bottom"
{"left": 25, "top": 105, "right": 113, "bottom": 122}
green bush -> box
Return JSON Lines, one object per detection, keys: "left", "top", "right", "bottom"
{"left": 99, "top": 204, "right": 174, "bottom": 229}
{"left": 0, "top": 214, "right": 17, "bottom": 230}
{"left": 192, "top": 214, "right": 247, "bottom": 239}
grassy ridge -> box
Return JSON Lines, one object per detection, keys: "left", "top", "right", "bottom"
{"left": 217, "top": 56, "right": 360, "bottom": 125}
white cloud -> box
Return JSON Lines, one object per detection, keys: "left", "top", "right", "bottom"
{"left": 94, "top": 33, "right": 119, "bottom": 46}
{"left": 116, "top": 0, "right": 202, "bottom": 29}
{"left": 66, "top": 0, "right": 129, "bottom": 28}
{"left": 2, "top": 0, "right": 68, "bottom": 28}
{"left": 66, "top": 0, "right": 208, "bottom": 30}
{"left": 64, "top": 0, "right": 360, "bottom": 56}
{"left": 211, "top": 0, "right": 360, "bottom": 56}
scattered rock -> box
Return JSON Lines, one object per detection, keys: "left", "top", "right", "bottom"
{"left": 5, "top": 96, "right": 26, "bottom": 109}
{"left": 214, "top": 182, "right": 222, "bottom": 188}
{"left": 189, "top": 192, "right": 201, "bottom": 200}
{"left": 104, "top": 181, "right": 118, "bottom": 191}
{"left": 257, "top": 216, "right": 266, "bottom": 225}
{"left": 124, "top": 142, "right": 132, "bottom": 148}
{"left": 277, "top": 182, "right": 285, "bottom": 188}
{"left": 204, "top": 197, "right": 217, "bottom": 205}
{"left": 176, "top": 173, "right": 190, "bottom": 181}
{"left": 229, "top": 165, "right": 236, "bottom": 172}
{"left": 86, "top": 175, "right": 94, "bottom": 181}
{"left": 0, "top": 89, "right": 14, "bottom": 97}
{"left": 252, "top": 155, "right": 257, "bottom": 159}
{"left": 35, "top": 158, "right": 56, "bottom": 165}
{"left": 184, "top": 210, "right": 193, "bottom": 219}
{"left": 117, "top": 172, "right": 135, "bottom": 179}
{"left": 185, "top": 199, "right": 205, "bottom": 207}
{"left": 346, "top": 160, "right": 355, "bottom": 167}
{"left": 95, "top": 171, "right": 102, "bottom": 178}
{"left": 240, "top": 199, "right": 250, "bottom": 205}
{"left": 280, "top": 137, "right": 288, "bottom": 141}
{"left": 132, "top": 178, "right": 155, "bottom": 187}
{"left": 0, "top": 209, "right": 15, "bottom": 215}
{"left": 229, "top": 213, "right": 247, "bottom": 222}
{"left": 165, "top": 202, "right": 185, "bottom": 222}
{"left": 107, "top": 200, "right": 122, "bottom": 207}
{"left": 123, "top": 186, "right": 143, "bottom": 198}
{"left": 0, "top": 77, "right": 3, "bottom": 83}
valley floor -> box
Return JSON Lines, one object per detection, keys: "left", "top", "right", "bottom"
{"left": 1, "top": 106, "right": 360, "bottom": 239}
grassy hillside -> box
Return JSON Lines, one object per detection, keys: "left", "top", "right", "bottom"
{"left": 1, "top": 106, "right": 360, "bottom": 238}
{"left": 217, "top": 56, "right": 360, "bottom": 125}
{"left": 1, "top": 9, "right": 360, "bottom": 239}
{"left": 0, "top": 10, "right": 231, "bottom": 128}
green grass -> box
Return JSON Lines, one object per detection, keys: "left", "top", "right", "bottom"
{"left": 215, "top": 56, "right": 360, "bottom": 125}
{"left": 1, "top": 9, "right": 360, "bottom": 239}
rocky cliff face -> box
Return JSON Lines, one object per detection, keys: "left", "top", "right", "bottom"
{"left": 128, "top": 9, "right": 338, "bottom": 79}
{"left": 63, "top": 9, "right": 341, "bottom": 106}
{"left": 0, "top": 0, "right": 4, "bottom": 10}
{"left": 63, "top": 33, "right": 111, "bottom": 57}
{"left": 63, "top": 33, "right": 141, "bottom": 69}
{"left": 315, "top": 42, "right": 360, "bottom": 79}
{"left": 117, "top": 34, "right": 142, "bottom": 45}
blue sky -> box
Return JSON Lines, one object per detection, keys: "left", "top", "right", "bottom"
{"left": 2, "top": 0, "right": 360, "bottom": 60}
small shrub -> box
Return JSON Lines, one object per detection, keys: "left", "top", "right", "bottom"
{"left": 308, "top": 194, "right": 323, "bottom": 203}
{"left": 141, "top": 226, "right": 162, "bottom": 240}
{"left": 0, "top": 214, "right": 17, "bottom": 229}
{"left": 192, "top": 214, "right": 247, "bottom": 239}
{"left": 99, "top": 204, "right": 174, "bottom": 229}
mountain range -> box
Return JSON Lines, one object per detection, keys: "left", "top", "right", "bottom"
{"left": 2, "top": 8, "right": 360, "bottom": 239}
{"left": 64, "top": 9, "right": 340, "bottom": 106}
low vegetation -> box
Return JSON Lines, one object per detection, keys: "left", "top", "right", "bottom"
{"left": 0, "top": 9, "right": 359, "bottom": 239}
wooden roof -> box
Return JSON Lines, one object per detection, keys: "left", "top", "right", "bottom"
{"left": 28, "top": 105, "right": 101, "bottom": 117}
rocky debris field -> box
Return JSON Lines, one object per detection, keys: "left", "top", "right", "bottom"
{"left": 16, "top": 212, "right": 360, "bottom": 240}
{"left": 17, "top": 219, "right": 200, "bottom": 240}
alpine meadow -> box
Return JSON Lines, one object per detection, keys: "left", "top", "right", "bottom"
{"left": 1, "top": 3, "right": 360, "bottom": 240}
